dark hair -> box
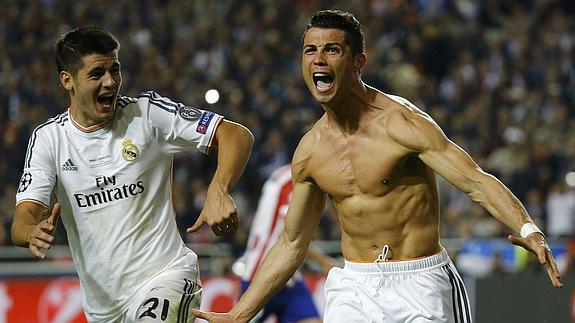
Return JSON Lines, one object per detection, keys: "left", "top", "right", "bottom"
{"left": 55, "top": 26, "right": 120, "bottom": 74}
{"left": 304, "top": 9, "right": 365, "bottom": 56}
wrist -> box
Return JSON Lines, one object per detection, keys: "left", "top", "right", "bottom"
{"left": 520, "top": 222, "right": 544, "bottom": 238}
{"left": 208, "top": 181, "right": 231, "bottom": 194}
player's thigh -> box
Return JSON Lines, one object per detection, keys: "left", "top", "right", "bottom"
{"left": 323, "top": 267, "right": 369, "bottom": 322}
{"left": 131, "top": 269, "right": 202, "bottom": 323}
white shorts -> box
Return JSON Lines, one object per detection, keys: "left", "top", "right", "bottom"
{"left": 324, "top": 249, "right": 471, "bottom": 323}
{"left": 99, "top": 252, "right": 202, "bottom": 323}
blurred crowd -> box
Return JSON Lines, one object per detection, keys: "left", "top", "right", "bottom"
{"left": 0, "top": 0, "right": 574, "bottom": 273}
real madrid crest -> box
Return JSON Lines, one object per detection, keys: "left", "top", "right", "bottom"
{"left": 122, "top": 139, "right": 140, "bottom": 161}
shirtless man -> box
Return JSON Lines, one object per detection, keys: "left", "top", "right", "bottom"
{"left": 194, "top": 9, "right": 562, "bottom": 322}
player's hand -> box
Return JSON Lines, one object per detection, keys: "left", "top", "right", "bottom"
{"left": 507, "top": 233, "right": 563, "bottom": 288}
{"left": 28, "top": 203, "right": 61, "bottom": 259}
{"left": 187, "top": 184, "right": 239, "bottom": 236}
{"left": 192, "top": 309, "right": 239, "bottom": 322}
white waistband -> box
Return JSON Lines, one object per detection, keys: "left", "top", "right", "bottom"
{"left": 344, "top": 249, "right": 450, "bottom": 274}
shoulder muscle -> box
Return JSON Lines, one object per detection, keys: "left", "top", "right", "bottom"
{"left": 385, "top": 97, "right": 447, "bottom": 153}
{"left": 291, "top": 123, "right": 323, "bottom": 184}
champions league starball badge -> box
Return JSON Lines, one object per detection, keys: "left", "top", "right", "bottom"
{"left": 122, "top": 139, "right": 140, "bottom": 161}
{"left": 18, "top": 172, "right": 32, "bottom": 193}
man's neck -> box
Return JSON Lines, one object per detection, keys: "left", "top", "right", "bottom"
{"left": 323, "top": 100, "right": 362, "bottom": 135}
{"left": 322, "top": 81, "right": 383, "bottom": 134}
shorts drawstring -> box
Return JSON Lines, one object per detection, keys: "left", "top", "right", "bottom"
{"left": 374, "top": 245, "right": 390, "bottom": 292}
{"left": 376, "top": 245, "right": 390, "bottom": 263}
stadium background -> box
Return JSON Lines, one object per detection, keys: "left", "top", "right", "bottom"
{"left": 0, "top": 0, "right": 574, "bottom": 322}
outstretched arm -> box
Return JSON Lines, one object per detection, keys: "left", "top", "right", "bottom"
{"left": 194, "top": 171, "right": 327, "bottom": 322}
{"left": 12, "top": 201, "right": 60, "bottom": 259}
{"left": 387, "top": 103, "right": 562, "bottom": 288}
{"left": 188, "top": 120, "right": 254, "bottom": 236}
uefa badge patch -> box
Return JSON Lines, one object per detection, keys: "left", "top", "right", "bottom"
{"left": 178, "top": 106, "right": 201, "bottom": 121}
{"left": 196, "top": 111, "right": 215, "bottom": 134}
{"left": 122, "top": 139, "right": 140, "bottom": 161}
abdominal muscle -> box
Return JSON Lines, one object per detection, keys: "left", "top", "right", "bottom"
{"left": 333, "top": 187, "right": 442, "bottom": 262}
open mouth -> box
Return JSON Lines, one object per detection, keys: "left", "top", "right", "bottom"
{"left": 313, "top": 72, "right": 334, "bottom": 91}
{"left": 97, "top": 93, "right": 115, "bottom": 107}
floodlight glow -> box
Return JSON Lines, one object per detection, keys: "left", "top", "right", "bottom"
{"left": 205, "top": 89, "right": 220, "bottom": 104}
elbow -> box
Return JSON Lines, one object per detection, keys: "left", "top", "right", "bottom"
{"left": 467, "top": 172, "right": 501, "bottom": 203}
{"left": 10, "top": 224, "right": 27, "bottom": 247}
{"left": 281, "top": 235, "right": 309, "bottom": 264}
{"left": 10, "top": 223, "right": 18, "bottom": 245}
{"left": 466, "top": 178, "right": 486, "bottom": 203}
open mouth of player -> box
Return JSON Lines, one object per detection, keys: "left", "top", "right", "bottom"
{"left": 97, "top": 93, "right": 116, "bottom": 110}
{"left": 313, "top": 72, "right": 334, "bottom": 92}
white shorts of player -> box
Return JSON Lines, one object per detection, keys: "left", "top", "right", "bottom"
{"left": 123, "top": 252, "right": 202, "bottom": 323}
{"left": 324, "top": 249, "right": 471, "bottom": 323}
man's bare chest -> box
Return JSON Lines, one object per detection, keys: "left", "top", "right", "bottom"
{"left": 307, "top": 135, "right": 409, "bottom": 199}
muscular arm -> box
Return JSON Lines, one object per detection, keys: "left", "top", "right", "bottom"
{"left": 389, "top": 109, "right": 529, "bottom": 231}
{"left": 386, "top": 103, "right": 562, "bottom": 287}
{"left": 229, "top": 171, "right": 326, "bottom": 321}
{"left": 12, "top": 201, "right": 60, "bottom": 259}
{"left": 188, "top": 120, "right": 254, "bottom": 235}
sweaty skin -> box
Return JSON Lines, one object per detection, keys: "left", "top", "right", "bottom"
{"left": 193, "top": 26, "right": 562, "bottom": 323}
{"left": 295, "top": 88, "right": 443, "bottom": 262}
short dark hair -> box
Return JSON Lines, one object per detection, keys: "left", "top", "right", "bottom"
{"left": 55, "top": 26, "right": 119, "bottom": 74}
{"left": 304, "top": 9, "right": 365, "bottom": 56}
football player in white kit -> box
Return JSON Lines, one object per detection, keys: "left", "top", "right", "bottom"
{"left": 11, "top": 26, "right": 253, "bottom": 322}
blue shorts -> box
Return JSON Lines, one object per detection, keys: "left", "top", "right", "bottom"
{"left": 241, "top": 278, "right": 319, "bottom": 323}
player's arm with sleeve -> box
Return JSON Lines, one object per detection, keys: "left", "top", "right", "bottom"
{"left": 387, "top": 103, "right": 562, "bottom": 288}
{"left": 194, "top": 137, "right": 327, "bottom": 322}
{"left": 188, "top": 119, "right": 254, "bottom": 235}
{"left": 141, "top": 92, "right": 254, "bottom": 235}
{"left": 11, "top": 129, "right": 60, "bottom": 259}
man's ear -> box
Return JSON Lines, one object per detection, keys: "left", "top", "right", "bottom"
{"left": 354, "top": 52, "right": 367, "bottom": 72}
{"left": 59, "top": 71, "right": 73, "bottom": 91}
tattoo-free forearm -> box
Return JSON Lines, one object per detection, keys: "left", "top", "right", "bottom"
{"left": 468, "top": 171, "right": 532, "bottom": 232}
{"left": 230, "top": 236, "right": 308, "bottom": 321}
{"left": 12, "top": 202, "right": 46, "bottom": 246}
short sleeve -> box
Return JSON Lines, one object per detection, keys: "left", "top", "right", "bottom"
{"left": 136, "top": 91, "right": 224, "bottom": 154}
{"left": 16, "top": 127, "right": 56, "bottom": 207}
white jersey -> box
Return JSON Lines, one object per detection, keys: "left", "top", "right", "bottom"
{"left": 240, "top": 164, "right": 293, "bottom": 281}
{"left": 16, "top": 91, "right": 222, "bottom": 319}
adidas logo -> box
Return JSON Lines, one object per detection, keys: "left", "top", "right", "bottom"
{"left": 62, "top": 158, "right": 78, "bottom": 171}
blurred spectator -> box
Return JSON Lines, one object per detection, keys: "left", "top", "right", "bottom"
{"left": 546, "top": 180, "right": 575, "bottom": 238}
